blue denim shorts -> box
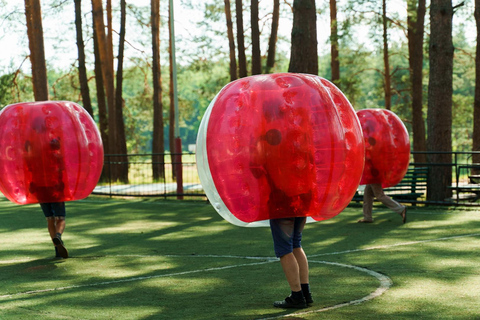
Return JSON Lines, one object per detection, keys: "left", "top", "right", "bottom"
{"left": 270, "top": 217, "right": 306, "bottom": 258}
{"left": 40, "top": 202, "right": 66, "bottom": 219}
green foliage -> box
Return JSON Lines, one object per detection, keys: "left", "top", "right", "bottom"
{"left": 0, "top": 73, "right": 16, "bottom": 108}
{"left": 0, "top": 0, "right": 477, "bottom": 154}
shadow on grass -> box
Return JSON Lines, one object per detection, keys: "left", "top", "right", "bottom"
{"left": 0, "top": 197, "right": 480, "bottom": 319}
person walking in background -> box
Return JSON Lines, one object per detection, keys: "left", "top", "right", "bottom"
{"left": 270, "top": 217, "right": 313, "bottom": 309}
{"left": 358, "top": 183, "right": 407, "bottom": 224}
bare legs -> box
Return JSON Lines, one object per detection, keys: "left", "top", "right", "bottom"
{"left": 47, "top": 216, "right": 65, "bottom": 240}
{"left": 280, "top": 247, "right": 309, "bottom": 292}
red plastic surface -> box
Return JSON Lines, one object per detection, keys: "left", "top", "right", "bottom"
{"left": 357, "top": 108, "right": 410, "bottom": 188}
{"left": 199, "top": 73, "right": 364, "bottom": 224}
{"left": 0, "top": 101, "right": 104, "bottom": 204}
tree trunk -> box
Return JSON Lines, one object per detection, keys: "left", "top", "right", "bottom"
{"left": 93, "top": 28, "right": 109, "bottom": 181}
{"left": 383, "top": 0, "right": 392, "bottom": 110}
{"left": 168, "top": 0, "right": 175, "bottom": 180}
{"left": 25, "top": 0, "right": 48, "bottom": 101}
{"left": 265, "top": 0, "right": 280, "bottom": 73}
{"left": 105, "top": 0, "right": 116, "bottom": 162}
{"left": 288, "top": 0, "right": 318, "bottom": 74}
{"left": 329, "top": 0, "right": 340, "bottom": 86}
{"left": 251, "top": 0, "right": 261, "bottom": 75}
{"left": 74, "top": 0, "right": 93, "bottom": 117}
{"left": 427, "top": 0, "right": 453, "bottom": 201}
{"left": 235, "top": 0, "right": 247, "bottom": 77}
{"left": 472, "top": 0, "right": 480, "bottom": 168}
{"left": 407, "top": 0, "right": 427, "bottom": 164}
{"left": 115, "top": 0, "right": 128, "bottom": 183}
{"left": 224, "top": 0, "right": 237, "bottom": 81}
{"left": 152, "top": 0, "right": 165, "bottom": 181}
{"left": 92, "top": 0, "right": 116, "bottom": 178}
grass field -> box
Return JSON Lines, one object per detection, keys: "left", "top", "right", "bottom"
{"left": 1, "top": 197, "right": 480, "bottom": 319}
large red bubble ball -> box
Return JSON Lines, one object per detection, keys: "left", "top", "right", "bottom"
{"left": 196, "top": 73, "right": 365, "bottom": 227}
{"left": 0, "top": 101, "right": 104, "bottom": 205}
{"left": 357, "top": 108, "right": 410, "bottom": 188}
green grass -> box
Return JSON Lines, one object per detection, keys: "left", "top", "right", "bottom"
{"left": 1, "top": 198, "right": 480, "bottom": 319}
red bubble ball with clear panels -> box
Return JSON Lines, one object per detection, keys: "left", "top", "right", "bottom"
{"left": 357, "top": 108, "right": 410, "bottom": 188}
{"left": 196, "top": 73, "right": 365, "bottom": 226}
{"left": 0, "top": 101, "right": 104, "bottom": 205}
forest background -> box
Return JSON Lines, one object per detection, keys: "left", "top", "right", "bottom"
{"left": 0, "top": 0, "right": 477, "bottom": 201}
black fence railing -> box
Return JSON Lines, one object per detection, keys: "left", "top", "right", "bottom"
{"left": 93, "top": 153, "right": 205, "bottom": 199}
{"left": 93, "top": 151, "right": 480, "bottom": 206}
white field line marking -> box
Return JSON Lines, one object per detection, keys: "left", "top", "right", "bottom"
{"left": 308, "top": 232, "right": 480, "bottom": 258}
{"left": 0, "top": 260, "right": 274, "bottom": 299}
{"left": 116, "top": 232, "right": 480, "bottom": 261}
{"left": 257, "top": 260, "right": 393, "bottom": 320}
{"left": 0, "top": 232, "right": 475, "bottom": 312}
{"left": 0, "top": 257, "right": 393, "bottom": 319}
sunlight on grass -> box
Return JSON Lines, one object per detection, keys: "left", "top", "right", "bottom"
{"left": 90, "top": 220, "right": 180, "bottom": 234}
{"left": 1, "top": 199, "right": 480, "bottom": 319}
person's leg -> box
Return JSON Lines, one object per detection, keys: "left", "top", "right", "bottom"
{"left": 270, "top": 218, "right": 307, "bottom": 308}
{"left": 55, "top": 217, "right": 66, "bottom": 235}
{"left": 293, "top": 247, "right": 308, "bottom": 284}
{"left": 371, "top": 184, "right": 407, "bottom": 223}
{"left": 279, "top": 252, "right": 301, "bottom": 292}
{"left": 43, "top": 202, "right": 68, "bottom": 258}
{"left": 292, "top": 217, "right": 312, "bottom": 304}
{"left": 360, "top": 184, "right": 374, "bottom": 222}
{"left": 40, "top": 203, "right": 56, "bottom": 239}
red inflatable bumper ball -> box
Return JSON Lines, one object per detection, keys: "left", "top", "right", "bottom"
{"left": 0, "top": 101, "right": 104, "bottom": 204}
{"left": 196, "top": 73, "right": 365, "bottom": 226}
{"left": 357, "top": 108, "right": 410, "bottom": 188}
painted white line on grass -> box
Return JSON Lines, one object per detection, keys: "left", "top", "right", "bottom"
{"left": 114, "top": 232, "right": 480, "bottom": 261}
{"left": 0, "top": 256, "right": 393, "bottom": 320}
{"left": 257, "top": 260, "right": 393, "bottom": 320}
{"left": 0, "top": 259, "right": 275, "bottom": 299}
{"left": 308, "top": 232, "right": 480, "bottom": 258}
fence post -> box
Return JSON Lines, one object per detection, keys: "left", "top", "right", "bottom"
{"left": 175, "top": 137, "right": 184, "bottom": 199}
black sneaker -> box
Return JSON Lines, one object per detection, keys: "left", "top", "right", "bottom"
{"left": 53, "top": 236, "right": 69, "bottom": 259}
{"left": 273, "top": 295, "right": 307, "bottom": 309}
{"left": 303, "top": 292, "right": 313, "bottom": 305}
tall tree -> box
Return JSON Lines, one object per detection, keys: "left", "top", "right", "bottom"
{"left": 407, "top": 0, "right": 427, "bottom": 164}
{"left": 235, "top": 0, "right": 247, "bottom": 77}
{"left": 25, "top": 0, "right": 48, "bottom": 101}
{"left": 224, "top": 0, "right": 237, "bottom": 81}
{"left": 91, "top": 0, "right": 115, "bottom": 147}
{"left": 105, "top": 0, "right": 116, "bottom": 159}
{"left": 473, "top": 0, "right": 480, "bottom": 166}
{"left": 288, "top": 0, "right": 318, "bottom": 74}
{"left": 115, "top": 0, "right": 128, "bottom": 183}
{"left": 92, "top": 27, "right": 109, "bottom": 180}
{"left": 265, "top": 0, "right": 280, "bottom": 73}
{"left": 168, "top": 0, "right": 175, "bottom": 180}
{"left": 152, "top": 0, "right": 165, "bottom": 181}
{"left": 382, "top": 0, "right": 392, "bottom": 110}
{"left": 426, "top": 0, "right": 454, "bottom": 201}
{"left": 329, "top": 0, "right": 340, "bottom": 86}
{"left": 251, "top": 0, "right": 261, "bottom": 75}
{"left": 74, "top": 0, "right": 93, "bottom": 117}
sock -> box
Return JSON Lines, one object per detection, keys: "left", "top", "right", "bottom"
{"left": 56, "top": 232, "right": 62, "bottom": 239}
{"left": 301, "top": 283, "right": 311, "bottom": 295}
{"left": 291, "top": 290, "right": 304, "bottom": 302}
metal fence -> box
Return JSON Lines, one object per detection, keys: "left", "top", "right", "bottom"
{"left": 93, "top": 153, "right": 205, "bottom": 199}
{"left": 93, "top": 151, "right": 480, "bottom": 206}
